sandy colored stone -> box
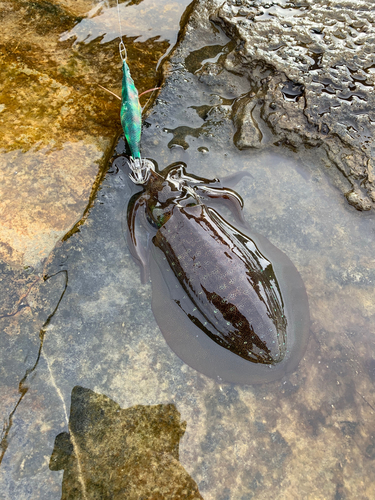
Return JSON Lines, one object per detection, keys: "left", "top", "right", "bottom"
{"left": 0, "top": 142, "right": 103, "bottom": 267}
{"left": 0, "top": 0, "right": 168, "bottom": 268}
{"left": 50, "top": 0, "right": 102, "bottom": 17}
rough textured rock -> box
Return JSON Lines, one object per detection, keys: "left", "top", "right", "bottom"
{"left": 210, "top": 0, "right": 375, "bottom": 211}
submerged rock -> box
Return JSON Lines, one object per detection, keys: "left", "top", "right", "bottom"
{"left": 49, "top": 386, "right": 203, "bottom": 499}
{"left": 0, "top": 0, "right": 169, "bottom": 268}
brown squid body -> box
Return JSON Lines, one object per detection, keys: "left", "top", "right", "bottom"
{"left": 124, "top": 160, "right": 310, "bottom": 384}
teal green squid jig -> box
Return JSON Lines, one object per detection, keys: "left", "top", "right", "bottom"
{"left": 117, "top": 1, "right": 152, "bottom": 184}
{"left": 119, "top": 42, "right": 141, "bottom": 161}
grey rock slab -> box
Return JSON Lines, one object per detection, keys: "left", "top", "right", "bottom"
{"left": 138, "top": 0, "right": 375, "bottom": 497}
{"left": 1, "top": 144, "right": 375, "bottom": 499}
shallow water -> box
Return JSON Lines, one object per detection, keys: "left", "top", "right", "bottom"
{"left": 1, "top": 1, "right": 375, "bottom": 499}
{"left": 0, "top": 0, "right": 193, "bottom": 268}
{"left": 61, "top": 0, "right": 192, "bottom": 47}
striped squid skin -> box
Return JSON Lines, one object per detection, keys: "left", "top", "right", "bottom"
{"left": 153, "top": 204, "right": 287, "bottom": 366}
{"left": 124, "top": 161, "right": 310, "bottom": 384}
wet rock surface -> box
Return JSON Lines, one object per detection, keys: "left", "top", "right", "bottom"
{"left": 0, "top": 0, "right": 172, "bottom": 268}
{"left": 1, "top": 132, "right": 375, "bottom": 499}
{"left": 210, "top": 0, "right": 375, "bottom": 211}
{"left": 1, "top": 1, "right": 375, "bottom": 499}
{"left": 1, "top": 102, "right": 375, "bottom": 500}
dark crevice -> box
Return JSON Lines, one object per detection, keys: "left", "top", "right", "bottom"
{"left": 0, "top": 270, "right": 69, "bottom": 465}
{"left": 62, "top": 134, "right": 120, "bottom": 242}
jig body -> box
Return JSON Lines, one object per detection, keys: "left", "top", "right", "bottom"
{"left": 120, "top": 57, "right": 142, "bottom": 160}
{"left": 117, "top": 0, "right": 151, "bottom": 185}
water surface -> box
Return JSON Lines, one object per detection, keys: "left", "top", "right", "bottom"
{"left": 1, "top": 1, "right": 375, "bottom": 499}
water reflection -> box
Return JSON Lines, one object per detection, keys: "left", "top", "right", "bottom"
{"left": 50, "top": 386, "right": 203, "bottom": 499}
{"left": 61, "top": 0, "right": 193, "bottom": 45}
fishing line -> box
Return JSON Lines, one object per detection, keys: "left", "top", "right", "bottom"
{"left": 116, "top": 0, "right": 127, "bottom": 61}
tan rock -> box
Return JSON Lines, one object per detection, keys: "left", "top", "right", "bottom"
{"left": 0, "top": 0, "right": 167, "bottom": 268}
